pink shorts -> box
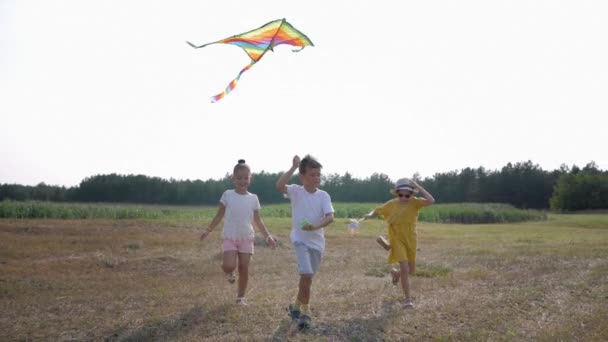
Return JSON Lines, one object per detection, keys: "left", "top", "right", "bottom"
{"left": 222, "top": 239, "right": 254, "bottom": 254}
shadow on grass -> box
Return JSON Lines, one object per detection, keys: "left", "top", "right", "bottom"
{"left": 365, "top": 261, "right": 452, "bottom": 279}
{"left": 104, "top": 303, "right": 229, "bottom": 342}
{"left": 270, "top": 299, "right": 401, "bottom": 341}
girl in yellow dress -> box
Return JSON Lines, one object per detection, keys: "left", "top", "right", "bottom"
{"left": 367, "top": 178, "right": 435, "bottom": 308}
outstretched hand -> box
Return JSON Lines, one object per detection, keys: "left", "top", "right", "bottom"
{"left": 363, "top": 210, "right": 376, "bottom": 220}
{"left": 200, "top": 230, "right": 210, "bottom": 241}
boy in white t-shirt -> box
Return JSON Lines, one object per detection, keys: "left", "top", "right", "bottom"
{"left": 276, "top": 155, "right": 334, "bottom": 330}
{"left": 201, "top": 159, "right": 277, "bottom": 305}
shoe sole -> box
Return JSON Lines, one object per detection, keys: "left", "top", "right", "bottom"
{"left": 376, "top": 236, "right": 391, "bottom": 251}
{"left": 297, "top": 318, "right": 311, "bottom": 330}
{"left": 297, "top": 313, "right": 312, "bottom": 330}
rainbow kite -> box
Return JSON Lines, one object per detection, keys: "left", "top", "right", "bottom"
{"left": 187, "top": 18, "right": 314, "bottom": 102}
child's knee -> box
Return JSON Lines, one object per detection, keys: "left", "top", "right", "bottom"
{"left": 409, "top": 261, "right": 416, "bottom": 275}
{"left": 299, "top": 274, "right": 314, "bottom": 287}
{"left": 222, "top": 263, "right": 236, "bottom": 273}
{"left": 300, "top": 274, "right": 313, "bottom": 281}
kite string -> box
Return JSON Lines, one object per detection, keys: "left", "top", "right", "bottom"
{"left": 211, "top": 61, "right": 256, "bottom": 103}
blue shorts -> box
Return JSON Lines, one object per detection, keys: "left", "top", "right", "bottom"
{"left": 293, "top": 241, "right": 322, "bottom": 275}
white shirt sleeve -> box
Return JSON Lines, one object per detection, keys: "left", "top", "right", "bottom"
{"left": 253, "top": 194, "right": 261, "bottom": 211}
{"left": 322, "top": 192, "right": 334, "bottom": 215}
{"left": 286, "top": 184, "right": 297, "bottom": 200}
{"left": 219, "top": 190, "right": 229, "bottom": 206}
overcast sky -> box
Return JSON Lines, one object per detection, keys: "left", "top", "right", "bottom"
{"left": 1, "top": 0, "right": 607, "bottom": 187}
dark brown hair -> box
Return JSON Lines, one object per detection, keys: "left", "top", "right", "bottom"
{"left": 299, "top": 155, "right": 322, "bottom": 174}
{"left": 233, "top": 159, "right": 251, "bottom": 174}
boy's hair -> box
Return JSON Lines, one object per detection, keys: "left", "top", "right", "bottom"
{"left": 299, "top": 155, "right": 322, "bottom": 174}
{"left": 233, "top": 159, "right": 251, "bottom": 174}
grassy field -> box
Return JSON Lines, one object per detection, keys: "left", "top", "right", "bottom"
{"left": 1, "top": 214, "right": 606, "bottom": 341}
{"left": 0, "top": 200, "right": 546, "bottom": 224}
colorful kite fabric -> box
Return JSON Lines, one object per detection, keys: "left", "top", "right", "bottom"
{"left": 187, "top": 18, "right": 314, "bottom": 102}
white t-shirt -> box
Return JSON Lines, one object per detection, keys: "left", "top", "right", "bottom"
{"left": 286, "top": 184, "right": 334, "bottom": 252}
{"left": 220, "top": 190, "right": 261, "bottom": 240}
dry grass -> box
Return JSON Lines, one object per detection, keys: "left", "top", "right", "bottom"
{"left": 1, "top": 215, "right": 607, "bottom": 341}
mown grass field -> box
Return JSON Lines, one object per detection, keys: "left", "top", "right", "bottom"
{"left": 0, "top": 211, "right": 606, "bottom": 341}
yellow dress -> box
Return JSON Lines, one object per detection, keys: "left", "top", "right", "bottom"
{"left": 375, "top": 197, "right": 425, "bottom": 263}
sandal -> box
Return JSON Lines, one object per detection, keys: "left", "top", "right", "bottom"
{"left": 391, "top": 268, "right": 401, "bottom": 285}
{"left": 376, "top": 236, "right": 391, "bottom": 251}
{"left": 225, "top": 272, "right": 236, "bottom": 284}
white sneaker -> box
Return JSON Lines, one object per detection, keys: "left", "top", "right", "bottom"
{"left": 236, "top": 297, "right": 247, "bottom": 305}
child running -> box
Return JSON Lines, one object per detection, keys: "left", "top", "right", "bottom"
{"left": 200, "top": 159, "right": 277, "bottom": 305}
{"left": 276, "top": 155, "right": 334, "bottom": 330}
{"left": 366, "top": 178, "right": 434, "bottom": 308}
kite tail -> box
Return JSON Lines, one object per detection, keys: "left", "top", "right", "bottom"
{"left": 211, "top": 62, "right": 255, "bottom": 103}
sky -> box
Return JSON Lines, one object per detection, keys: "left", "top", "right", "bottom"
{"left": 1, "top": 0, "right": 607, "bottom": 187}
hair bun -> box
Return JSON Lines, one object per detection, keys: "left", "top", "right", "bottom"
{"left": 238, "top": 159, "right": 246, "bottom": 164}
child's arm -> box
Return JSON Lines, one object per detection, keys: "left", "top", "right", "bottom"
{"left": 276, "top": 155, "right": 300, "bottom": 193}
{"left": 413, "top": 181, "right": 435, "bottom": 207}
{"left": 363, "top": 209, "right": 379, "bottom": 219}
{"left": 253, "top": 210, "right": 277, "bottom": 248}
{"left": 302, "top": 213, "right": 335, "bottom": 231}
{"left": 200, "top": 204, "right": 226, "bottom": 240}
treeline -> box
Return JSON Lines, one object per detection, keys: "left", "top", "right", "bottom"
{"left": 0, "top": 172, "right": 391, "bottom": 206}
{"left": 421, "top": 161, "right": 559, "bottom": 209}
{"left": 1, "top": 161, "right": 606, "bottom": 211}
{"left": 421, "top": 161, "right": 607, "bottom": 210}
{"left": 550, "top": 165, "right": 608, "bottom": 210}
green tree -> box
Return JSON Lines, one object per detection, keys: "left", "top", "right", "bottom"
{"left": 550, "top": 163, "right": 608, "bottom": 211}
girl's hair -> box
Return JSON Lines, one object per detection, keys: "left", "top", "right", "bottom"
{"left": 233, "top": 159, "right": 251, "bottom": 174}
{"left": 299, "top": 155, "right": 322, "bottom": 174}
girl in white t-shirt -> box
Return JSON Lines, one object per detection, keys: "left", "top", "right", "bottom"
{"left": 200, "top": 159, "right": 277, "bottom": 305}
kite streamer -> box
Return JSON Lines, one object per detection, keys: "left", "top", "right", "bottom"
{"left": 187, "top": 18, "right": 314, "bottom": 102}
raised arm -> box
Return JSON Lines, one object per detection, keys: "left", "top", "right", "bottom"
{"left": 276, "top": 155, "right": 300, "bottom": 193}
{"left": 412, "top": 181, "right": 435, "bottom": 207}
{"left": 200, "top": 203, "right": 226, "bottom": 240}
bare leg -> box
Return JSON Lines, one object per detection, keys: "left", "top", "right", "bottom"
{"left": 297, "top": 274, "right": 313, "bottom": 305}
{"left": 222, "top": 251, "right": 237, "bottom": 274}
{"left": 399, "top": 261, "right": 411, "bottom": 300}
{"left": 408, "top": 260, "right": 416, "bottom": 275}
{"left": 237, "top": 253, "right": 251, "bottom": 298}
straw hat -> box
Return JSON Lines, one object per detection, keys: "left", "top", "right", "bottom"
{"left": 390, "top": 178, "right": 418, "bottom": 194}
